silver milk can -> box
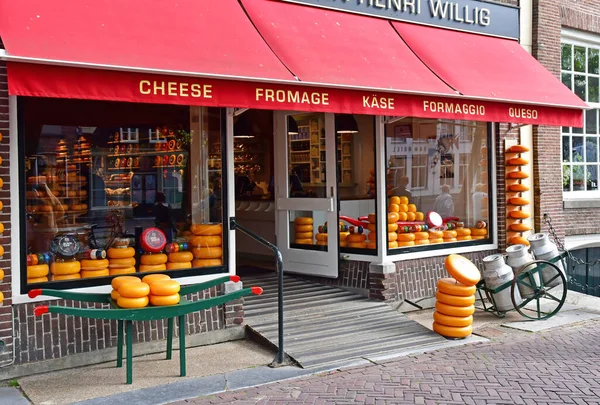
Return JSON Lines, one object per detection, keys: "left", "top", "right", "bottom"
{"left": 506, "top": 244, "right": 540, "bottom": 298}
{"left": 482, "top": 254, "right": 522, "bottom": 312}
{"left": 527, "top": 233, "right": 565, "bottom": 288}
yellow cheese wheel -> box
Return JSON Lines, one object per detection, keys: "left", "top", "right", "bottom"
{"left": 150, "top": 279, "right": 181, "bottom": 296}
{"left": 340, "top": 240, "right": 348, "bottom": 248}
{"left": 397, "top": 233, "right": 415, "bottom": 242}
{"left": 399, "top": 196, "right": 408, "bottom": 205}
{"left": 435, "top": 301, "right": 475, "bottom": 317}
{"left": 0, "top": 223, "right": 4, "bottom": 233}
{"left": 27, "top": 264, "right": 49, "bottom": 278}
{"left": 508, "top": 197, "right": 530, "bottom": 206}
{"left": 509, "top": 144, "right": 529, "bottom": 153}
{"left": 405, "top": 212, "right": 415, "bottom": 222}
{"left": 509, "top": 210, "right": 530, "bottom": 219}
{"left": 457, "top": 236, "right": 472, "bottom": 241}
{"left": 107, "top": 247, "right": 135, "bottom": 259}
{"left": 507, "top": 171, "right": 529, "bottom": 179}
{"left": 111, "top": 290, "right": 121, "bottom": 300}
{"left": 118, "top": 282, "right": 150, "bottom": 298}
{"left": 117, "top": 296, "right": 149, "bottom": 309}
{"left": 315, "top": 233, "right": 328, "bottom": 241}
{"left": 109, "top": 267, "right": 136, "bottom": 276}
{"left": 190, "top": 223, "right": 222, "bottom": 236}
{"left": 28, "top": 277, "right": 49, "bottom": 284}
{"left": 443, "top": 230, "right": 457, "bottom": 239}
{"left": 415, "top": 212, "right": 424, "bottom": 221}
{"left": 437, "top": 278, "right": 477, "bottom": 296}
{"left": 388, "top": 223, "right": 398, "bottom": 232}
{"left": 428, "top": 230, "right": 444, "bottom": 238}
{"left": 433, "top": 322, "right": 472, "bottom": 338}
{"left": 168, "top": 251, "right": 194, "bottom": 263}
{"left": 149, "top": 294, "right": 180, "bottom": 306}
{"left": 81, "top": 269, "right": 110, "bottom": 278}
{"left": 295, "top": 239, "right": 313, "bottom": 244}
{"left": 388, "top": 232, "right": 398, "bottom": 242}
{"left": 407, "top": 204, "right": 416, "bottom": 213}
{"left": 398, "top": 204, "right": 408, "bottom": 213}
{"left": 53, "top": 274, "right": 81, "bottom": 281}
{"left": 295, "top": 232, "right": 313, "bottom": 239}
{"left": 294, "top": 217, "right": 313, "bottom": 225}
{"left": 398, "top": 241, "right": 415, "bottom": 247}
{"left": 444, "top": 237, "right": 458, "bottom": 242}
{"left": 192, "top": 259, "right": 223, "bottom": 267}
{"left": 455, "top": 228, "right": 471, "bottom": 237}
{"left": 415, "top": 239, "right": 430, "bottom": 245}
{"left": 166, "top": 262, "right": 192, "bottom": 270}
{"left": 189, "top": 235, "right": 222, "bottom": 247}
{"left": 80, "top": 259, "right": 110, "bottom": 270}
{"left": 191, "top": 246, "right": 223, "bottom": 259}
{"left": 471, "top": 236, "right": 486, "bottom": 240}
{"left": 508, "top": 157, "right": 529, "bottom": 166}
{"left": 108, "top": 257, "right": 137, "bottom": 268}
{"left": 444, "top": 254, "right": 481, "bottom": 286}
{"left": 414, "top": 232, "right": 429, "bottom": 240}
{"left": 470, "top": 228, "right": 488, "bottom": 236}
{"left": 366, "top": 241, "right": 377, "bottom": 249}
{"left": 339, "top": 232, "right": 349, "bottom": 241}
{"left": 139, "top": 264, "right": 168, "bottom": 272}
{"left": 316, "top": 240, "right": 327, "bottom": 246}
{"left": 508, "top": 183, "right": 530, "bottom": 192}
{"left": 510, "top": 236, "right": 531, "bottom": 246}
{"left": 294, "top": 225, "right": 313, "bottom": 232}
{"left": 388, "top": 241, "right": 398, "bottom": 249}
{"left": 142, "top": 274, "right": 171, "bottom": 285}
{"left": 111, "top": 276, "right": 142, "bottom": 290}
{"left": 388, "top": 204, "right": 400, "bottom": 213}
{"left": 50, "top": 261, "right": 81, "bottom": 275}
{"left": 433, "top": 311, "right": 473, "bottom": 328}
{"left": 388, "top": 212, "right": 399, "bottom": 223}
{"left": 397, "top": 212, "right": 408, "bottom": 221}
{"left": 348, "top": 242, "right": 367, "bottom": 248}
{"left": 140, "top": 254, "right": 168, "bottom": 265}
{"left": 510, "top": 223, "right": 532, "bottom": 232}
{"left": 389, "top": 196, "right": 401, "bottom": 205}
{"left": 430, "top": 238, "right": 444, "bottom": 244}
{"left": 346, "top": 234, "right": 367, "bottom": 243}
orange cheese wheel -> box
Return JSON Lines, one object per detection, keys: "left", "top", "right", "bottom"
{"left": 295, "top": 239, "right": 313, "bottom": 244}
{"left": 107, "top": 247, "right": 135, "bottom": 259}
{"left": 109, "top": 267, "right": 136, "bottom": 276}
{"left": 388, "top": 232, "right": 398, "bottom": 242}
{"left": 510, "top": 223, "right": 532, "bottom": 232}
{"left": 191, "top": 246, "right": 223, "bottom": 259}
{"left": 457, "top": 236, "right": 472, "bottom": 241}
{"left": 470, "top": 228, "right": 488, "bottom": 236}
{"left": 388, "top": 241, "right": 399, "bottom": 249}
{"left": 415, "top": 212, "right": 424, "bottom": 221}
{"left": 398, "top": 204, "right": 408, "bottom": 213}
{"left": 346, "top": 234, "right": 367, "bottom": 243}
{"left": 433, "top": 322, "right": 472, "bottom": 338}
{"left": 27, "top": 264, "right": 49, "bottom": 278}
{"left": 118, "top": 282, "right": 150, "bottom": 298}
{"left": 168, "top": 251, "right": 194, "bottom": 263}
{"left": 140, "top": 254, "right": 168, "bottom": 265}
{"left": 508, "top": 197, "right": 530, "bottom": 206}
{"left": 443, "top": 230, "right": 457, "bottom": 239}
{"left": 109, "top": 257, "right": 137, "bottom": 268}
{"left": 53, "top": 274, "right": 81, "bottom": 281}
{"left": 509, "top": 144, "right": 529, "bottom": 153}
{"left": 398, "top": 241, "right": 415, "bottom": 247}
{"left": 80, "top": 259, "right": 110, "bottom": 270}
{"left": 471, "top": 236, "right": 486, "bottom": 240}
{"left": 389, "top": 196, "right": 401, "bottom": 205}
{"left": 435, "top": 301, "right": 475, "bottom": 317}
{"left": 397, "top": 212, "right": 408, "bottom": 221}
{"left": 149, "top": 279, "right": 181, "bottom": 296}
{"left": 367, "top": 224, "right": 376, "bottom": 233}
{"left": 294, "top": 217, "right": 313, "bottom": 225}
{"left": 28, "top": 276, "right": 49, "bottom": 284}
{"left": 444, "top": 254, "right": 481, "bottom": 286}
{"left": 509, "top": 210, "right": 530, "bottom": 219}
{"left": 455, "top": 228, "right": 471, "bottom": 237}
{"left": 388, "top": 212, "right": 399, "bottom": 223}
{"left": 81, "top": 269, "right": 110, "bottom": 278}
{"left": 50, "top": 261, "right": 81, "bottom": 275}
{"left": 388, "top": 223, "right": 398, "bottom": 232}
{"left": 508, "top": 183, "right": 530, "bottom": 192}
{"left": 142, "top": 274, "right": 170, "bottom": 285}
{"left": 111, "top": 275, "right": 141, "bottom": 290}
{"left": 415, "top": 239, "right": 430, "bottom": 245}
{"left": 368, "top": 214, "right": 377, "bottom": 223}
{"left": 407, "top": 204, "right": 417, "bottom": 212}
{"left": 117, "top": 296, "right": 149, "bottom": 308}
{"left": 414, "top": 232, "right": 429, "bottom": 240}
{"left": 507, "top": 171, "right": 529, "bottom": 179}
{"left": 190, "top": 223, "right": 223, "bottom": 236}
{"left": 316, "top": 240, "right": 327, "bottom": 246}
{"left": 430, "top": 238, "right": 444, "bottom": 244}
{"left": 348, "top": 242, "right": 367, "bottom": 248}
{"left": 366, "top": 241, "right": 377, "bottom": 249}
{"left": 111, "top": 290, "right": 121, "bottom": 300}
{"left": 139, "top": 264, "right": 167, "bottom": 272}
{"left": 192, "top": 259, "right": 223, "bottom": 267}
{"left": 149, "top": 294, "right": 180, "bottom": 306}
{"left": 396, "top": 196, "right": 407, "bottom": 205}
{"left": 166, "top": 262, "right": 192, "bottom": 270}
{"left": 296, "top": 232, "right": 313, "bottom": 239}
{"left": 508, "top": 157, "right": 529, "bottom": 166}
{"left": 397, "top": 233, "right": 415, "bottom": 242}
{"left": 510, "top": 236, "right": 530, "bottom": 246}
{"left": 189, "top": 235, "right": 222, "bottom": 247}
{"left": 315, "top": 233, "right": 328, "bottom": 241}
{"left": 437, "top": 278, "right": 476, "bottom": 296}
{"left": 294, "top": 225, "right": 313, "bottom": 232}
{"left": 429, "top": 230, "right": 444, "bottom": 239}
{"left": 433, "top": 312, "right": 473, "bottom": 328}
{"left": 443, "top": 237, "right": 458, "bottom": 242}
{"left": 388, "top": 204, "right": 400, "bottom": 213}
{"left": 405, "top": 212, "right": 415, "bottom": 222}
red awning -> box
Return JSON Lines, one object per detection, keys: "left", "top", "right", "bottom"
{"left": 0, "top": 0, "right": 586, "bottom": 127}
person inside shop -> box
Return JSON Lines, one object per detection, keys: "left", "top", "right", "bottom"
{"left": 153, "top": 192, "right": 176, "bottom": 242}
{"left": 433, "top": 184, "right": 455, "bottom": 219}
{"left": 391, "top": 174, "right": 412, "bottom": 198}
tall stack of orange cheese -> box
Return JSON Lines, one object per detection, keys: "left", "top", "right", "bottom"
{"left": 506, "top": 144, "right": 531, "bottom": 246}
{"left": 108, "top": 246, "right": 136, "bottom": 276}
{"left": 294, "top": 217, "right": 314, "bottom": 245}
{"left": 80, "top": 259, "right": 109, "bottom": 278}
{"left": 388, "top": 195, "right": 427, "bottom": 247}
{"left": 190, "top": 223, "right": 223, "bottom": 267}
{"left": 433, "top": 254, "right": 480, "bottom": 339}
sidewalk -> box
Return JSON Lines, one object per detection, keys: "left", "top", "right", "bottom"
{"left": 6, "top": 290, "right": 600, "bottom": 405}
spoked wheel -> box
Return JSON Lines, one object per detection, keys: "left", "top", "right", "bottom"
{"left": 511, "top": 259, "right": 567, "bottom": 320}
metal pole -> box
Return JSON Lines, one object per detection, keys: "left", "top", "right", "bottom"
{"left": 230, "top": 218, "right": 285, "bottom": 366}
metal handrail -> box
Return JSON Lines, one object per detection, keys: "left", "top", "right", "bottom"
{"left": 230, "top": 218, "right": 285, "bottom": 366}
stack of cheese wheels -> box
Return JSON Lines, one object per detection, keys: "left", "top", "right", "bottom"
{"left": 339, "top": 231, "right": 349, "bottom": 248}
{"left": 167, "top": 251, "right": 193, "bottom": 270}
{"left": 110, "top": 275, "right": 141, "bottom": 302}
{"left": 428, "top": 229, "right": 444, "bottom": 244}
{"left": 470, "top": 224, "right": 488, "bottom": 240}
{"left": 80, "top": 259, "right": 110, "bottom": 279}
{"left": 140, "top": 253, "right": 168, "bottom": 272}
{"left": 315, "top": 230, "right": 327, "bottom": 247}
{"left": 433, "top": 254, "right": 481, "bottom": 339}
{"left": 456, "top": 227, "right": 472, "bottom": 241}
{"left": 294, "top": 217, "right": 313, "bottom": 245}
{"left": 27, "top": 264, "right": 49, "bottom": 283}
{"left": 51, "top": 259, "right": 81, "bottom": 281}
{"left": 366, "top": 213, "right": 377, "bottom": 248}
{"left": 108, "top": 245, "right": 136, "bottom": 276}
{"left": 190, "top": 223, "right": 223, "bottom": 267}
{"left": 116, "top": 277, "right": 150, "bottom": 308}
{"left": 442, "top": 230, "right": 457, "bottom": 243}
{"left": 506, "top": 144, "right": 531, "bottom": 247}
{"left": 149, "top": 278, "right": 181, "bottom": 306}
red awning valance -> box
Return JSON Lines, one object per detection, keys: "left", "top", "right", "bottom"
{"left": 0, "top": 0, "right": 587, "bottom": 127}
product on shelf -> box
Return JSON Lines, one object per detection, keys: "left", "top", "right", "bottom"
{"left": 108, "top": 239, "right": 136, "bottom": 275}
{"left": 167, "top": 251, "right": 193, "bottom": 270}
{"left": 294, "top": 217, "right": 314, "bottom": 245}
{"left": 432, "top": 277, "right": 476, "bottom": 339}
{"left": 149, "top": 279, "right": 181, "bottom": 306}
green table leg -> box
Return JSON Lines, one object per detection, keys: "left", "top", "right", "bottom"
{"left": 117, "top": 320, "right": 123, "bottom": 368}
{"left": 179, "top": 315, "right": 186, "bottom": 377}
{"left": 126, "top": 320, "right": 133, "bottom": 384}
{"left": 166, "top": 318, "right": 173, "bottom": 360}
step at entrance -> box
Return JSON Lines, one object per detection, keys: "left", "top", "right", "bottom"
{"left": 242, "top": 272, "right": 447, "bottom": 368}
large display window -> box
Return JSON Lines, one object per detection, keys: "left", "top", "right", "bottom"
{"left": 385, "top": 118, "right": 492, "bottom": 252}
{"left": 20, "top": 98, "right": 226, "bottom": 291}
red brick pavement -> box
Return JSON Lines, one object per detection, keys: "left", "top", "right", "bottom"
{"left": 175, "top": 320, "right": 600, "bottom": 404}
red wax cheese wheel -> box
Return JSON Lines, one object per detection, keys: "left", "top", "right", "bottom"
{"left": 508, "top": 183, "right": 530, "bottom": 192}
{"left": 435, "top": 291, "right": 476, "bottom": 307}
{"left": 426, "top": 211, "right": 443, "bottom": 228}
{"left": 433, "top": 311, "right": 473, "bottom": 327}
{"left": 507, "top": 171, "right": 529, "bottom": 179}
{"left": 508, "top": 157, "right": 529, "bottom": 166}
{"left": 509, "top": 145, "right": 529, "bottom": 153}
{"left": 508, "top": 210, "right": 530, "bottom": 219}
{"left": 508, "top": 197, "right": 530, "bottom": 206}
{"left": 140, "top": 227, "right": 167, "bottom": 253}
{"left": 437, "top": 278, "right": 477, "bottom": 296}
{"left": 433, "top": 322, "right": 472, "bottom": 338}
{"left": 444, "top": 254, "right": 481, "bottom": 286}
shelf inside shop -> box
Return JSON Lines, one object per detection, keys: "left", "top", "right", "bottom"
{"left": 105, "top": 149, "right": 186, "bottom": 158}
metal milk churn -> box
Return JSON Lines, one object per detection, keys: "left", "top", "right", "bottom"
{"left": 482, "top": 254, "right": 522, "bottom": 311}
{"left": 527, "top": 233, "right": 565, "bottom": 288}
{"left": 506, "top": 244, "right": 539, "bottom": 298}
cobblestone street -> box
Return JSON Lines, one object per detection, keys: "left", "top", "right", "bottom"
{"left": 177, "top": 320, "right": 600, "bottom": 405}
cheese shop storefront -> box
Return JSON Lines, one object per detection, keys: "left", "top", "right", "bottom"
{"left": 0, "top": 0, "right": 586, "bottom": 371}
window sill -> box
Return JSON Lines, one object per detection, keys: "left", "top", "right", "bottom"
{"left": 563, "top": 199, "right": 600, "bottom": 209}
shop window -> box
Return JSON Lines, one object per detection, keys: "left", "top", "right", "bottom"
{"left": 20, "top": 98, "right": 226, "bottom": 291}
{"left": 385, "top": 118, "right": 492, "bottom": 252}
{"left": 561, "top": 35, "right": 600, "bottom": 196}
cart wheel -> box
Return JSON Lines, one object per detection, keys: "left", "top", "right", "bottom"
{"left": 482, "top": 289, "right": 506, "bottom": 318}
{"left": 511, "top": 259, "right": 567, "bottom": 320}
